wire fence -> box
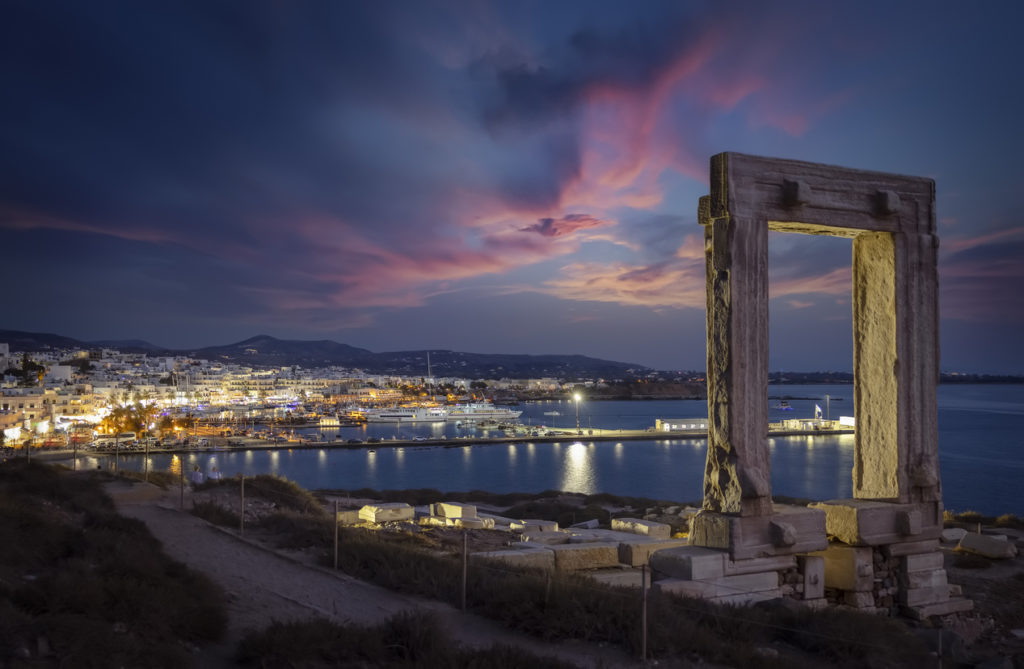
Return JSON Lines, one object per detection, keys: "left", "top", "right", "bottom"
{"left": 176, "top": 473, "right": 938, "bottom": 665}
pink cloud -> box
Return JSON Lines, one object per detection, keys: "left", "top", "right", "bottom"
{"left": 520, "top": 213, "right": 612, "bottom": 238}
{"left": 0, "top": 205, "right": 176, "bottom": 246}
{"left": 537, "top": 256, "right": 706, "bottom": 309}
{"left": 770, "top": 267, "right": 852, "bottom": 299}
{"left": 942, "top": 226, "right": 1024, "bottom": 255}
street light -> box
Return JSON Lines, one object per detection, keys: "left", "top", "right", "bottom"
{"left": 573, "top": 393, "right": 582, "bottom": 434}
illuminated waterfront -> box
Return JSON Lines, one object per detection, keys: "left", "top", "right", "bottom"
{"left": 90, "top": 384, "right": 1024, "bottom": 516}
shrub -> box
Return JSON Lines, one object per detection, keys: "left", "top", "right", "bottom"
{"left": 192, "top": 500, "right": 240, "bottom": 527}
{"left": 0, "top": 461, "right": 229, "bottom": 667}
{"left": 236, "top": 612, "right": 578, "bottom": 668}
{"left": 244, "top": 474, "right": 325, "bottom": 515}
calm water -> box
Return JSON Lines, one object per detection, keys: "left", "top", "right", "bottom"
{"left": 90, "top": 384, "right": 1024, "bottom": 516}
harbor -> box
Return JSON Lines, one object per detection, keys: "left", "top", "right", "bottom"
{"left": 24, "top": 383, "right": 1024, "bottom": 517}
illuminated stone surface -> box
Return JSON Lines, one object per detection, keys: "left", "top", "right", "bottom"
{"left": 610, "top": 517, "right": 672, "bottom": 539}
{"left": 698, "top": 152, "right": 940, "bottom": 516}
{"left": 358, "top": 502, "right": 414, "bottom": 523}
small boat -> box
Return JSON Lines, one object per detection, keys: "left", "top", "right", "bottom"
{"left": 543, "top": 411, "right": 562, "bottom": 416}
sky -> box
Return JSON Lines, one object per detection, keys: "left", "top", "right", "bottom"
{"left": 2, "top": 1, "right": 1023, "bottom": 373}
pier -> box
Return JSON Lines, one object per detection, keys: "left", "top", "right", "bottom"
{"left": 36, "top": 422, "right": 854, "bottom": 461}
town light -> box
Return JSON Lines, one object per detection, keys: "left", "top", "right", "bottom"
{"left": 573, "top": 393, "right": 582, "bottom": 434}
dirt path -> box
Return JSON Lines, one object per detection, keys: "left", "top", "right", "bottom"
{"left": 111, "top": 482, "right": 641, "bottom": 668}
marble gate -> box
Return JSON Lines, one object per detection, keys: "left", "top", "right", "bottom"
{"left": 651, "top": 153, "right": 970, "bottom": 616}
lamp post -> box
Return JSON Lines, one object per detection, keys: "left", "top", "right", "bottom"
{"left": 573, "top": 393, "right": 581, "bottom": 434}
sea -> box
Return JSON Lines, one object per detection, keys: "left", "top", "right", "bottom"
{"left": 87, "top": 384, "right": 1024, "bottom": 516}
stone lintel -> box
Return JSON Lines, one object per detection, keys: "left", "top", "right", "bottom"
{"left": 809, "top": 499, "right": 941, "bottom": 546}
{"left": 712, "top": 152, "right": 935, "bottom": 237}
{"left": 689, "top": 505, "right": 827, "bottom": 560}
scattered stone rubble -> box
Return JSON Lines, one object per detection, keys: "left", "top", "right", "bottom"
{"left": 337, "top": 500, "right": 688, "bottom": 583}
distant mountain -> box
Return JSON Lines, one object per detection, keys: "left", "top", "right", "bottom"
{"left": 89, "top": 339, "right": 166, "bottom": 351}
{"left": 0, "top": 329, "right": 93, "bottom": 351}
{"left": 193, "top": 335, "right": 372, "bottom": 367}
{"left": 192, "top": 337, "right": 645, "bottom": 379}
{"left": 349, "top": 349, "right": 646, "bottom": 380}
{"left": 0, "top": 329, "right": 646, "bottom": 379}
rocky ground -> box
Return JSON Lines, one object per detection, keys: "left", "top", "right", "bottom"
{"left": 108, "top": 480, "right": 643, "bottom": 668}
{"left": 111, "top": 478, "right": 1024, "bottom": 667}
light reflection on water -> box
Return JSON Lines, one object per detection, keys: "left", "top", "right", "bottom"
{"left": 78, "top": 384, "right": 1024, "bottom": 515}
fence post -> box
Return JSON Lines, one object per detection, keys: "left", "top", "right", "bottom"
{"left": 144, "top": 441, "right": 149, "bottom": 482}
{"left": 641, "top": 564, "right": 648, "bottom": 663}
{"left": 461, "top": 530, "right": 468, "bottom": 611}
{"left": 333, "top": 499, "right": 339, "bottom": 570}
{"left": 240, "top": 476, "right": 245, "bottom": 537}
{"left": 179, "top": 463, "right": 184, "bottom": 509}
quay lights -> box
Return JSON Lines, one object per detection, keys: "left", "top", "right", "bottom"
{"left": 573, "top": 392, "right": 582, "bottom": 435}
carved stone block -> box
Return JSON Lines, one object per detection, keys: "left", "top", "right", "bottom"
{"left": 689, "top": 505, "right": 827, "bottom": 560}
{"left": 617, "top": 539, "right": 689, "bottom": 567}
{"left": 799, "top": 555, "right": 825, "bottom": 600}
{"left": 649, "top": 546, "right": 726, "bottom": 580}
{"left": 809, "top": 544, "right": 874, "bottom": 592}
{"left": 809, "top": 499, "right": 941, "bottom": 546}
{"left": 549, "top": 543, "right": 620, "bottom": 572}
{"left": 611, "top": 517, "right": 672, "bottom": 539}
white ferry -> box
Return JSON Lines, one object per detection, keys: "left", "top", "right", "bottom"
{"left": 363, "top": 406, "right": 449, "bottom": 423}
{"left": 445, "top": 402, "right": 522, "bottom": 422}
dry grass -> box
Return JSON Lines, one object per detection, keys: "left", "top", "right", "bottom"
{"left": 236, "top": 611, "right": 578, "bottom": 668}
{"left": 0, "top": 461, "right": 228, "bottom": 667}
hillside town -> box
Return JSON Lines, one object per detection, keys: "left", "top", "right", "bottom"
{"left": 0, "top": 340, "right": 696, "bottom": 451}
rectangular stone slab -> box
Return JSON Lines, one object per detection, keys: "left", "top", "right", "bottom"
{"left": 511, "top": 519, "right": 558, "bottom": 532}
{"left": 689, "top": 505, "right": 827, "bottom": 560}
{"left": 654, "top": 571, "right": 779, "bottom": 598}
{"left": 550, "top": 543, "right": 620, "bottom": 572}
{"left": 358, "top": 503, "right": 414, "bottom": 523}
{"left": 808, "top": 499, "right": 942, "bottom": 546}
{"left": 618, "top": 539, "right": 689, "bottom": 567}
{"left": 649, "top": 546, "right": 727, "bottom": 580}
{"left": 471, "top": 548, "right": 554, "bottom": 572}
{"left": 611, "top": 517, "right": 672, "bottom": 539}
{"left": 435, "top": 501, "right": 477, "bottom": 519}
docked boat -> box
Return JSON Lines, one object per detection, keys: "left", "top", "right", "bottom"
{"left": 362, "top": 406, "right": 449, "bottom": 423}
{"left": 446, "top": 402, "right": 522, "bottom": 422}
